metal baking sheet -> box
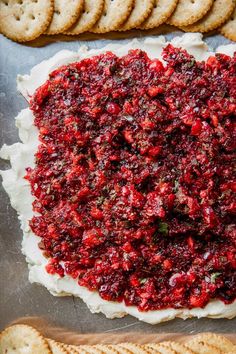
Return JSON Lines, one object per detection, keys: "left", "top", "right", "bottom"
{"left": 0, "top": 28, "right": 235, "bottom": 334}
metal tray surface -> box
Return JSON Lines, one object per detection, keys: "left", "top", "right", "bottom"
{"left": 0, "top": 29, "right": 235, "bottom": 334}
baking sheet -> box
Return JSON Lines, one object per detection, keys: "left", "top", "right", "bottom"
{"left": 0, "top": 27, "right": 235, "bottom": 334}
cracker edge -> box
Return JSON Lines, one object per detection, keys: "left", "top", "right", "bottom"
{"left": 118, "top": 0, "right": 155, "bottom": 32}
{"left": 46, "top": 0, "right": 84, "bottom": 35}
{"left": 139, "top": 0, "right": 179, "bottom": 30}
{"left": 0, "top": 324, "right": 51, "bottom": 354}
{"left": 0, "top": 0, "right": 54, "bottom": 42}
{"left": 167, "top": 0, "right": 214, "bottom": 27}
{"left": 65, "top": 0, "right": 105, "bottom": 35}
{"left": 220, "top": 7, "right": 236, "bottom": 41}
{"left": 90, "top": 0, "right": 135, "bottom": 34}
{"left": 181, "top": 0, "right": 236, "bottom": 33}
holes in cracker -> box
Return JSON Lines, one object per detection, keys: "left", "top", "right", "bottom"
{"left": 14, "top": 14, "right": 21, "bottom": 21}
{"left": 29, "top": 14, "right": 36, "bottom": 20}
{"left": 17, "top": 0, "right": 23, "bottom": 4}
{"left": 3, "top": 1, "right": 9, "bottom": 6}
{"left": 191, "top": 0, "right": 195, "bottom": 3}
{"left": 103, "top": 12, "right": 107, "bottom": 17}
{"left": 55, "top": 10, "right": 61, "bottom": 15}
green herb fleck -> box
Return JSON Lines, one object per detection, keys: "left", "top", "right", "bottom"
{"left": 159, "top": 222, "right": 168, "bottom": 235}
{"left": 97, "top": 196, "right": 105, "bottom": 205}
{"left": 174, "top": 180, "right": 179, "bottom": 192}
{"left": 187, "top": 59, "right": 196, "bottom": 68}
{"left": 140, "top": 278, "right": 147, "bottom": 284}
{"left": 210, "top": 272, "right": 221, "bottom": 283}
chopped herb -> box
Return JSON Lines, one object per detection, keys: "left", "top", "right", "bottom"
{"left": 187, "top": 59, "right": 196, "bottom": 68}
{"left": 97, "top": 196, "right": 105, "bottom": 205}
{"left": 124, "top": 220, "right": 132, "bottom": 229}
{"left": 210, "top": 272, "right": 221, "bottom": 283}
{"left": 174, "top": 180, "right": 179, "bottom": 192}
{"left": 159, "top": 222, "right": 168, "bottom": 235}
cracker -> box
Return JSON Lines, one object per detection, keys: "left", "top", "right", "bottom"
{"left": 62, "top": 344, "right": 87, "bottom": 353}
{"left": 145, "top": 344, "right": 176, "bottom": 354}
{"left": 167, "top": 0, "right": 214, "bottom": 27}
{"left": 46, "top": 0, "right": 84, "bottom": 35}
{"left": 74, "top": 345, "right": 105, "bottom": 354}
{"left": 186, "top": 342, "right": 222, "bottom": 354}
{"left": 109, "top": 345, "right": 133, "bottom": 354}
{"left": 0, "top": 324, "right": 51, "bottom": 354}
{"left": 141, "top": 346, "right": 160, "bottom": 354}
{"left": 0, "top": 0, "right": 53, "bottom": 42}
{"left": 118, "top": 0, "right": 155, "bottom": 31}
{"left": 118, "top": 343, "right": 150, "bottom": 353}
{"left": 182, "top": 0, "right": 235, "bottom": 33}
{"left": 161, "top": 341, "right": 195, "bottom": 354}
{"left": 187, "top": 333, "right": 236, "bottom": 353}
{"left": 94, "top": 345, "right": 120, "bottom": 353}
{"left": 90, "top": 0, "right": 134, "bottom": 33}
{"left": 47, "top": 338, "right": 68, "bottom": 353}
{"left": 139, "top": 0, "right": 178, "bottom": 30}
{"left": 220, "top": 6, "right": 236, "bottom": 41}
{"left": 65, "top": 0, "right": 104, "bottom": 35}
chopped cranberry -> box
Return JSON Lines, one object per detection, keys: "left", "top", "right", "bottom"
{"left": 106, "top": 102, "right": 121, "bottom": 115}
{"left": 27, "top": 46, "right": 236, "bottom": 311}
{"left": 191, "top": 119, "right": 202, "bottom": 136}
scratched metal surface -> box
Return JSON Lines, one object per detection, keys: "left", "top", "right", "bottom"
{"left": 0, "top": 28, "right": 235, "bottom": 333}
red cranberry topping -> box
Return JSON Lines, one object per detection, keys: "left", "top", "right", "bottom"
{"left": 26, "top": 45, "right": 236, "bottom": 311}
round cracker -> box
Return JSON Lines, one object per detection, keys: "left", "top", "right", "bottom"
{"left": 0, "top": 0, "right": 53, "bottom": 42}
{"left": 118, "top": 343, "right": 150, "bottom": 353}
{"left": 167, "top": 0, "right": 214, "bottom": 27}
{"left": 46, "top": 0, "right": 84, "bottom": 34}
{"left": 220, "top": 6, "right": 236, "bottom": 42}
{"left": 47, "top": 338, "right": 68, "bottom": 354}
{"left": 142, "top": 345, "right": 161, "bottom": 354}
{"left": 65, "top": 0, "right": 104, "bottom": 35}
{"left": 145, "top": 344, "right": 176, "bottom": 354}
{"left": 161, "top": 341, "right": 195, "bottom": 354}
{"left": 186, "top": 341, "right": 222, "bottom": 354}
{"left": 74, "top": 345, "right": 104, "bottom": 354}
{"left": 90, "top": 0, "right": 134, "bottom": 33}
{"left": 63, "top": 344, "right": 89, "bottom": 353}
{"left": 109, "top": 345, "right": 133, "bottom": 354}
{"left": 118, "top": 0, "right": 155, "bottom": 31}
{"left": 139, "top": 0, "right": 178, "bottom": 30}
{"left": 93, "top": 344, "right": 121, "bottom": 353}
{"left": 182, "top": 0, "right": 235, "bottom": 33}
{"left": 187, "top": 333, "right": 236, "bottom": 353}
{"left": 0, "top": 324, "right": 51, "bottom": 354}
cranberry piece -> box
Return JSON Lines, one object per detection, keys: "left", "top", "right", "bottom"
{"left": 106, "top": 102, "right": 121, "bottom": 115}
{"left": 191, "top": 119, "right": 202, "bottom": 136}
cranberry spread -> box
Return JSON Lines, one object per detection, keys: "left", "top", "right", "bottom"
{"left": 27, "top": 45, "right": 236, "bottom": 311}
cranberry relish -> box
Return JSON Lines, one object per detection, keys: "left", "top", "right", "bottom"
{"left": 27, "top": 45, "right": 236, "bottom": 311}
